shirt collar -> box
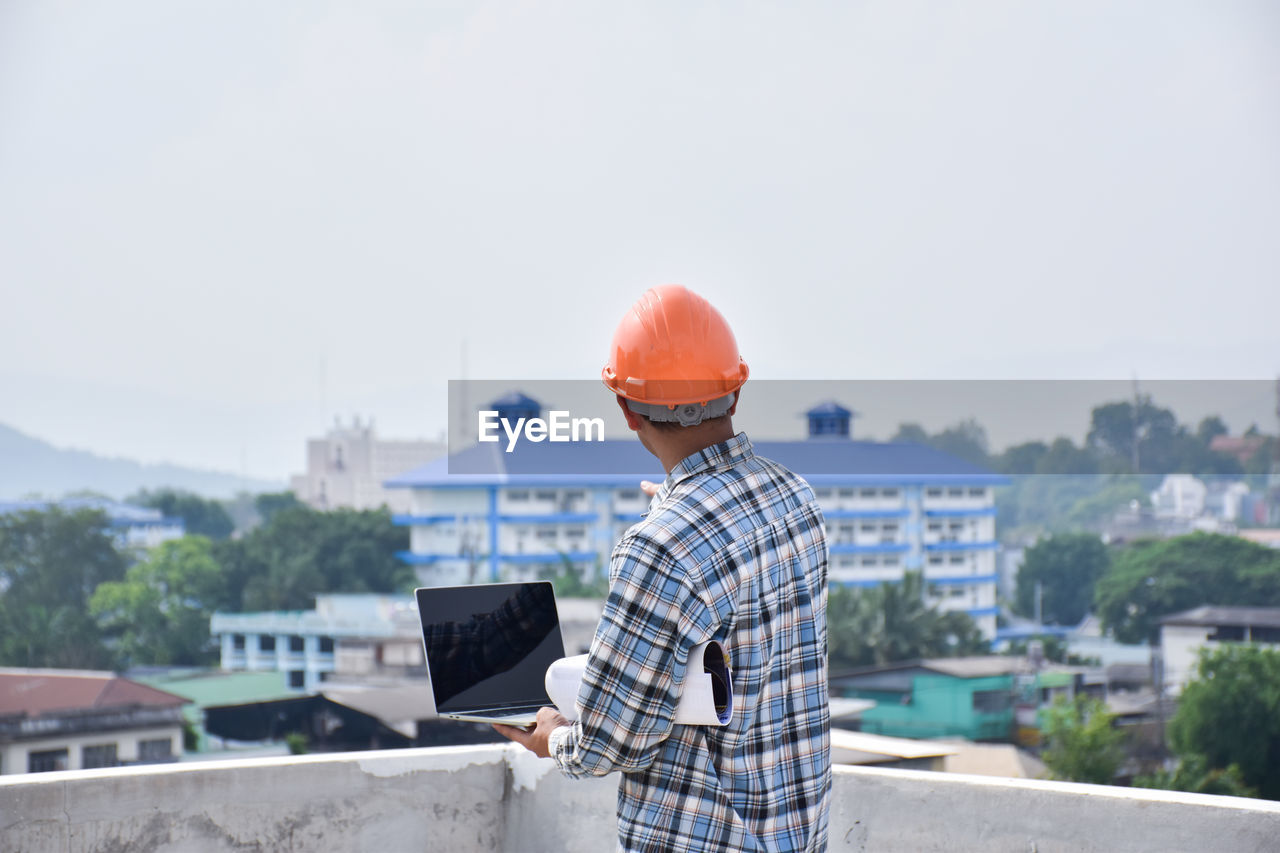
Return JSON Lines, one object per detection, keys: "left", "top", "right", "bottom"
{"left": 649, "top": 432, "right": 754, "bottom": 509}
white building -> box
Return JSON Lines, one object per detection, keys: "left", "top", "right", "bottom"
{"left": 1159, "top": 605, "right": 1280, "bottom": 695}
{"left": 1150, "top": 475, "right": 1208, "bottom": 521}
{"left": 289, "top": 416, "right": 446, "bottom": 514}
{"left": 0, "top": 669, "right": 186, "bottom": 775}
{"left": 211, "top": 594, "right": 422, "bottom": 693}
{"left": 386, "top": 397, "right": 1007, "bottom": 638}
{"left": 210, "top": 593, "right": 607, "bottom": 692}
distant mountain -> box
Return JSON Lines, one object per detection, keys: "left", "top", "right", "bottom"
{"left": 0, "top": 422, "right": 282, "bottom": 500}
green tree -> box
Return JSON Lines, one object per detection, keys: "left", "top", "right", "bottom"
{"left": 828, "top": 572, "right": 987, "bottom": 669}
{"left": 130, "top": 489, "right": 235, "bottom": 540}
{"left": 890, "top": 423, "right": 929, "bottom": 444}
{"left": 928, "top": 419, "right": 990, "bottom": 466}
{"left": 1166, "top": 644, "right": 1280, "bottom": 800}
{"left": 1135, "top": 754, "right": 1256, "bottom": 799}
{"left": 90, "top": 536, "right": 227, "bottom": 667}
{"left": 1014, "top": 533, "right": 1111, "bottom": 626}
{"left": 1095, "top": 533, "right": 1280, "bottom": 644}
{"left": 1195, "top": 416, "right": 1229, "bottom": 446}
{"left": 220, "top": 506, "right": 412, "bottom": 611}
{"left": 1041, "top": 694, "right": 1126, "bottom": 785}
{"left": 995, "top": 441, "right": 1049, "bottom": 475}
{"left": 254, "top": 491, "right": 303, "bottom": 525}
{"left": 0, "top": 508, "right": 127, "bottom": 668}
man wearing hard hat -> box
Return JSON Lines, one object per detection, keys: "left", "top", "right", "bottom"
{"left": 497, "top": 285, "right": 831, "bottom": 852}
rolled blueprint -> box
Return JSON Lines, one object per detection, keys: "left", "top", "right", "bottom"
{"left": 545, "top": 640, "right": 733, "bottom": 726}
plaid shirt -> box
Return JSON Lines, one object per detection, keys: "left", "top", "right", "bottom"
{"left": 549, "top": 433, "right": 831, "bottom": 852}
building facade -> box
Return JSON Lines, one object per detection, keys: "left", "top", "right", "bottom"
{"left": 0, "top": 669, "right": 186, "bottom": 775}
{"left": 289, "top": 416, "right": 446, "bottom": 514}
{"left": 1159, "top": 605, "right": 1280, "bottom": 695}
{"left": 387, "top": 397, "right": 1007, "bottom": 638}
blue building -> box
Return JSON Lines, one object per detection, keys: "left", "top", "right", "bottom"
{"left": 0, "top": 497, "right": 184, "bottom": 550}
{"left": 386, "top": 397, "right": 1007, "bottom": 637}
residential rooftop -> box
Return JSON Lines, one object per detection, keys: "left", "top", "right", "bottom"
{"left": 1160, "top": 605, "right": 1280, "bottom": 629}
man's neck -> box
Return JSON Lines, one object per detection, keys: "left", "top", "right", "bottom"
{"left": 651, "top": 419, "right": 737, "bottom": 474}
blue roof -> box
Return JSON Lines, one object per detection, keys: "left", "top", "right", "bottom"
{"left": 806, "top": 401, "right": 854, "bottom": 417}
{"left": 385, "top": 438, "right": 1007, "bottom": 488}
{"left": 487, "top": 391, "right": 541, "bottom": 410}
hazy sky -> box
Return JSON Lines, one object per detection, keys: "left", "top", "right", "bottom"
{"left": 2, "top": 1, "right": 1277, "bottom": 481}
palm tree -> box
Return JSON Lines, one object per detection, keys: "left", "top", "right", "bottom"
{"left": 828, "top": 571, "right": 987, "bottom": 669}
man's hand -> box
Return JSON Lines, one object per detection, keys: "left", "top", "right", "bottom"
{"left": 640, "top": 480, "right": 659, "bottom": 497}
{"left": 493, "top": 706, "right": 570, "bottom": 759}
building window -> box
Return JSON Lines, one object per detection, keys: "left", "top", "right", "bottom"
{"left": 564, "top": 490, "right": 585, "bottom": 502}
{"left": 926, "top": 488, "right": 943, "bottom": 498}
{"left": 838, "top": 488, "right": 854, "bottom": 499}
{"left": 533, "top": 490, "right": 556, "bottom": 502}
{"left": 860, "top": 557, "right": 878, "bottom": 567}
{"left": 1208, "top": 625, "right": 1246, "bottom": 642}
{"left": 815, "top": 489, "right": 833, "bottom": 499}
{"left": 233, "top": 634, "right": 245, "bottom": 650}
{"left": 927, "top": 522, "right": 942, "bottom": 533}
{"left": 507, "top": 490, "right": 530, "bottom": 502}
{"left": 860, "top": 523, "right": 877, "bottom": 534}
{"left": 882, "top": 556, "right": 900, "bottom": 567}
{"left": 319, "top": 636, "right": 334, "bottom": 653}
{"left": 259, "top": 635, "right": 276, "bottom": 652}
{"left": 28, "top": 749, "right": 69, "bottom": 773}
{"left": 929, "top": 556, "right": 944, "bottom": 566}
{"left": 82, "top": 744, "right": 118, "bottom": 769}
{"left": 950, "top": 555, "right": 966, "bottom": 565}
{"left": 565, "top": 526, "right": 586, "bottom": 539}
{"left": 947, "top": 487, "right": 964, "bottom": 497}
{"left": 535, "top": 528, "right": 558, "bottom": 541}
{"left": 968, "top": 487, "right": 986, "bottom": 498}
{"left": 289, "top": 670, "right": 306, "bottom": 689}
{"left": 972, "top": 690, "right": 1012, "bottom": 714}
{"left": 881, "top": 488, "right": 900, "bottom": 499}
{"left": 289, "top": 635, "right": 305, "bottom": 653}
{"left": 616, "top": 489, "right": 640, "bottom": 501}
{"left": 859, "top": 488, "right": 877, "bottom": 499}
{"left": 138, "top": 738, "right": 173, "bottom": 762}
{"left": 1252, "top": 627, "right": 1280, "bottom": 643}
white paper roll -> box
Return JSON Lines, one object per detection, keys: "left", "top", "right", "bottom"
{"left": 545, "top": 640, "right": 733, "bottom": 726}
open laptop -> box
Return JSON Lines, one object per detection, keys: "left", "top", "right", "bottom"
{"left": 416, "top": 581, "right": 566, "bottom": 726}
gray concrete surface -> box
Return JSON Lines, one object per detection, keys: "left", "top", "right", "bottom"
{"left": 2, "top": 744, "right": 1279, "bottom": 852}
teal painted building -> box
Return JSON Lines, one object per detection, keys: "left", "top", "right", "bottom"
{"left": 830, "top": 657, "right": 1078, "bottom": 742}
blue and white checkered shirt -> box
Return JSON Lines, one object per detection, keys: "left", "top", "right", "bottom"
{"left": 549, "top": 432, "right": 831, "bottom": 852}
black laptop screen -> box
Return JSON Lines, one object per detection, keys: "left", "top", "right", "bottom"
{"left": 417, "top": 582, "right": 564, "bottom": 714}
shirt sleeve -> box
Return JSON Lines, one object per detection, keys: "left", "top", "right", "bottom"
{"left": 550, "top": 530, "right": 712, "bottom": 778}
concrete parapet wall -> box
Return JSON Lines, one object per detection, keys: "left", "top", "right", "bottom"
{"left": 2, "top": 744, "right": 1279, "bottom": 852}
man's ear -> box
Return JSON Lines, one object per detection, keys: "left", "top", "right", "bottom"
{"left": 616, "top": 395, "right": 644, "bottom": 432}
{"left": 727, "top": 390, "right": 740, "bottom": 417}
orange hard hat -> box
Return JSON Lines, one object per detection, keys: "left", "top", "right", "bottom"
{"left": 602, "top": 284, "right": 749, "bottom": 407}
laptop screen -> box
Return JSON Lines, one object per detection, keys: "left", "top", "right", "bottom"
{"left": 416, "top": 582, "right": 565, "bottom": 714}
